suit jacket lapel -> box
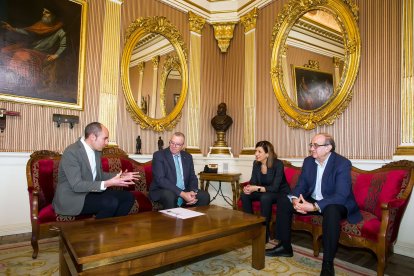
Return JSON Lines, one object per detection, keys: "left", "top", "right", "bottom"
{"left": 308, "top": 161, "right": 317, "bottom": 193}
{"left": 321, "top": 152, "right": 335, "bottom": 191}
{"left": 181, "top": 152, "right": 188, "bottom": 182}
{"left": 166, "top": 149, "right": 177, "bottom": 182}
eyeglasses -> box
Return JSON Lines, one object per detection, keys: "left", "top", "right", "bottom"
{"left": 169, "top": 141, "right": 183, "bottom": 147}
{"left": 309, "top": 143, "right": 328, "bottom": 149}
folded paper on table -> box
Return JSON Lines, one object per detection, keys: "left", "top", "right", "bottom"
{"left": 159, "top": 207, "right": 205, "bottom": 219}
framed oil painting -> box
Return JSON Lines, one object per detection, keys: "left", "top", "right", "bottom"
{"left": 293, "top": 66, "right": 334, "bottom": 110}
{"left": 0, "top": 0, "right": 87, "bottom": 110}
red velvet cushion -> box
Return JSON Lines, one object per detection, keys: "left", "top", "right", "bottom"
{"left": 284, "top": 167, "right": 301, "bottom": 190}
{"left": 130, "top": 191, "right": 153, "bottom": 213}
{"left": 342, "top": 211, "right": 380, "bottom": 241}
{"left": 38, "top": 204, "right": 93, "bottom": 224}
{"left": 101, "top": 157, "right": 148, "bottom": 192}
{"left": 352, "top": 170, "right": 409, "bottom": 218}
{"left": 294, "top": 214, "right": 313, "bottom": 224}
{"left": 31, "top": 159, "right": 60, "bottom": 210}
{"left": 310, "top": 210, "right": 380, "bottom": 241}
{"left": 143, "top": 162, "right": 153, "bottom": 190}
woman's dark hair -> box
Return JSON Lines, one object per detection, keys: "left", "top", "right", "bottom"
{"left": 255, "top": 140, "right": 277, "bottom": 168}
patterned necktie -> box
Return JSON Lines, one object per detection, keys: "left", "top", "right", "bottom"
{"left": 174, "top": 155, "right": 185, "bottom": 206}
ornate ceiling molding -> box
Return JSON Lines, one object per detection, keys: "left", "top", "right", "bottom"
{"left": 212, "top": 22, "right": 237, "bottom": 52}
{"left": 159, "top": 0, "right": 273, "bottom": 23}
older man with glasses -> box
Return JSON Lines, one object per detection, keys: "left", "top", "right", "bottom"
{"left": 265, "top": 133, "right": 362, "bottom": 276}
{"left": 149, "top": 132, "right": 210, "bottom": 209}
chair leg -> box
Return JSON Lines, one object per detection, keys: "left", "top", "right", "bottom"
{"left": 312, "top": 225, "right": 322, "bottom": 257}
{"left": 376, "top": 255, "right": 385, "bottom": 276}
{"left": 376, "top": 245, "right": 387, "bottom": 276}
{"left": 312, "top": 234, "right": 320, "bottom": 256}
{"left": 31, "top": 222, "right": 39, "bottom": 259}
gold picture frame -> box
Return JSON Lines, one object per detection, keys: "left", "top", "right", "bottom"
{"left": 292, "top": 66, "right": 334, "bottom": 111}
{"left": 0, "top": 0, "right": 87, "bottom": 110}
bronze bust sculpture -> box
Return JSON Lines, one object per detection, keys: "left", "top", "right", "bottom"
{"left": 211, "top": 103, "right": 233, "bottom": 132}
{"left": 210, "top": 103, "right": 233, "bottom": 155}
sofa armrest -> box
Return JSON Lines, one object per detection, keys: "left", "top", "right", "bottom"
{"left": 379, "top": 199, "right": 406, "bottom": 244}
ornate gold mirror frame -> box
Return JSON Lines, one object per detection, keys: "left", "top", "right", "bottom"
{"left": 270, "top": 0, "right": 360, "bottom": 130}
{"left": 121, "top": 16, "right": 188, "bottom": 132}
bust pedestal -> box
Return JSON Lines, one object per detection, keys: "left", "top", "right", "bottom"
{"left": 210, "top": 131, "right": 232, "bottom": 155}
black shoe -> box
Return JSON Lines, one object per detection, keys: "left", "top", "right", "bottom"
{"left": 265, "top": 244, "right": 293, "bottom": 257}
{"left": 320, "top": 261, "right": 335, "bottom": 276}
{"left": 265, "top": 242, "right": 282, "bottom": 253}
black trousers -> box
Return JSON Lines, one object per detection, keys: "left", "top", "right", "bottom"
{"left": 241, "top": 191, "right": 281, "bottom": 242}
{"left": 276, "top": 194, "right": 347, "bottom": 261}
{"left": 80, "top": 189, "right": 135, "bottom": 219}
{"left": 156, "top": 189, "right": 211, "bottom": 209}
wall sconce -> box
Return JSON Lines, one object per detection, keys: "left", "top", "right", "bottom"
{"left": 0, "top": 108, "right": 21, "bottom": 133}
{"left": 52, "top": 114, "right": 79, "bottom": 129}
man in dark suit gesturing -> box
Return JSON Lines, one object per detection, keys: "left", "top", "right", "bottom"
{"left": 149, "top": 132, "right": 210, "bottom": 209}
{"left": 53, "top": 122, "right": 139, "bottom": 219}
{"left": 266, "top": 133, "right": 362, "bottom": 276}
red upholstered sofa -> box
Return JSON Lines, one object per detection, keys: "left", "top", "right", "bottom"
{"left": 26, "top": 147, "right": 155, "bottom": 259}
{"left": 237, "top": 160, "right": 414, "bottom": 276}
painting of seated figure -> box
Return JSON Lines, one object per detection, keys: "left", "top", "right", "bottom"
{"left": 293, "top": 66, "right": 334, "bottom": 111}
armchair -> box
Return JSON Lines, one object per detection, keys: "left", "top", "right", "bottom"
{"left": 26, "top": 147, "right": 153, "bottom": 259}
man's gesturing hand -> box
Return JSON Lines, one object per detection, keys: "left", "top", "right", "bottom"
{"left": 104, "top": 170, "right": 140, "bottom": 188}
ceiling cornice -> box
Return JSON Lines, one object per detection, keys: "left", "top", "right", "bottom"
{"left": 159, "top": 0, "right": 273, "bottom": 23}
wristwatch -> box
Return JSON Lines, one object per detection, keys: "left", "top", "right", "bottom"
{"left": 258, "top": 187, "right": 261, "bottom": 192}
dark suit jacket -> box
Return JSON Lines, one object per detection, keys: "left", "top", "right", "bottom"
{"left": 149, "top": 148, "right": 198, "bottom": 201}
{"left": 291, "top": 152, "right": 362, "bottom": 224}
{"left": 250, "top": 158, "right": 290, "bottom": 194}
{"left": 52, "top": 140, "right": 115, "bottom": 216}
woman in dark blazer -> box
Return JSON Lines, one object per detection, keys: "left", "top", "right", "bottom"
{"left": 241, "top": 140, "right": 290, "bottom": 243}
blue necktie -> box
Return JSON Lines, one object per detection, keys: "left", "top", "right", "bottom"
{"left": 174, "top": 155, "right": 185, "bottom": 206}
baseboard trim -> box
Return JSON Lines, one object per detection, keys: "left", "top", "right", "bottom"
{"left": 394, "top": 241, "right": 414, "bottom": 258}
{"left": 0, "top": 223, "right": 31, "bottom": 236}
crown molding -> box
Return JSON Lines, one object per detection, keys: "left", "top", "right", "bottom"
{"left": 159, "top": 0, "right": 273, "bottom": 23}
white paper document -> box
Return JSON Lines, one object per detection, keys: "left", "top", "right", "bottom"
{"left": 159, "top": 207, "right": 205, "bottom": 219}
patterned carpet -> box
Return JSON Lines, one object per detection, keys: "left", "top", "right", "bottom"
{"left": 0, "top": 238, "right": 377, "bottom": 276}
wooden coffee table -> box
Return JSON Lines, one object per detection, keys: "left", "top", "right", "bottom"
{"left": 59, "top": 205, "right": 265, "bottom": 275}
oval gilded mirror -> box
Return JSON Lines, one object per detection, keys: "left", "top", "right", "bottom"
{"left": 121, "top": 16, "right": 188, "bottom": 132}
{"left": 270, "top": 0, "right": 360, "bottom": 130}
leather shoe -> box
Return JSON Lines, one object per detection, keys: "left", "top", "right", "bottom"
{"left": 265, "top": 244, "right": 293, "bottom": 257}
{"left": 320, "top": 261, "right": 335, "bottom": 276}
{"left": 265, "top": 242, "right": 282, "bottom": 252}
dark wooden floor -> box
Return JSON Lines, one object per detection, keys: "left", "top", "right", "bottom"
{"left": 1, "top": 231, "right": 413, "bottom": 275}
{"left": 291, "top": 230, "right": 413, "bottom": 276}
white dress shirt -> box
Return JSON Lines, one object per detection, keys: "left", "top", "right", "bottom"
{"left": 80, "top": 138, "right": 106, "bottom": 190}
{"left": 312, "top": 153, "right": 331, "bottom": 201}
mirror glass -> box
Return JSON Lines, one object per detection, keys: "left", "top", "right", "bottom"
{"left": 164, "top": 69, "right": 182, "bottom": 114}
{"left": 121, "top": 16, "right": 188, "bottom": 131}
{"left": 129, "top": 34, "right": 182, "bottom": 118}
{"left": 271, "top": 0, "right": 360, "bottom": 130}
